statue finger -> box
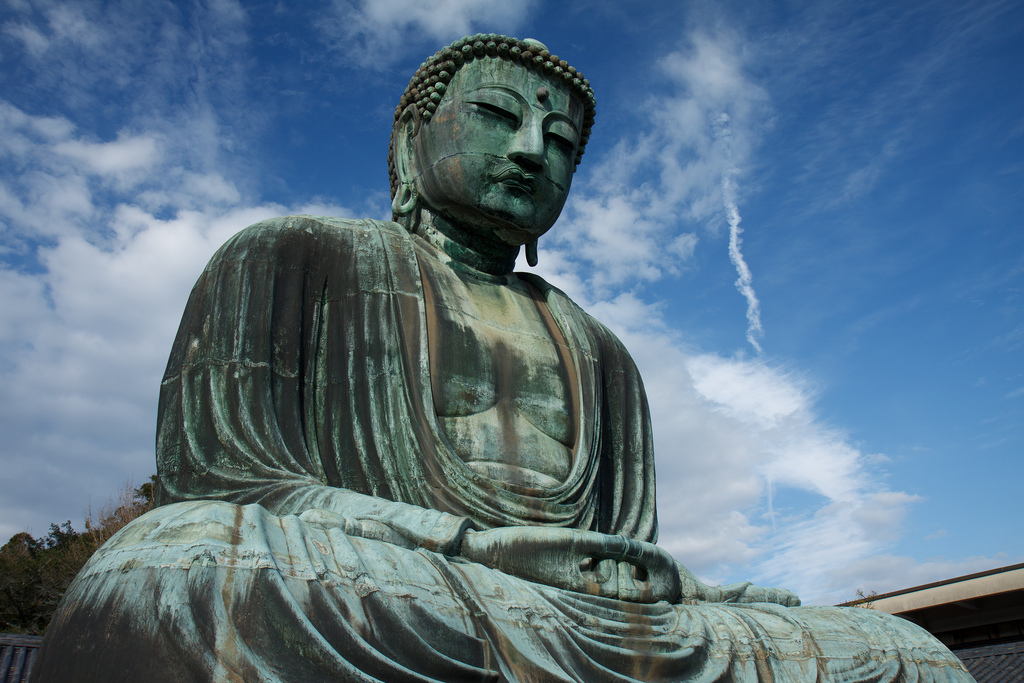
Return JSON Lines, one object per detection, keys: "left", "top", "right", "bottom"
{"left": 342, "top": 517, "right": 365, "bottom": 537}
{"left": 773, "top": 588, "right": 801, "bottom": 606}
{"left": 718, "top": 581, "right": 752, "bottom": 603}
{"left": 615, "top": 561, "right": 650, "bottom": 603}
{"left": 343, "top": 518, "right": 417, "bottom": 549}
{"left": 576, "top": 557, "right": 618, "bottom": 598}
{"left": 629, "top": 540, "right": 678, "bottom": 573}
{"left": 589, "top": 535, "right": 644, "bottom": 563}
{"left": 618, "top": 559, "right": 681, "bottom": 604}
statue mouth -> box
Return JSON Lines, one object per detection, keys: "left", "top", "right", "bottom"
{"left": 491, "top": 167, "right": 537, "bottom": 194}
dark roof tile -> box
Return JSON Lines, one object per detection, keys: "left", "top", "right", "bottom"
{"left": 955, "top": 640, "right": 1024, "bottom": 683}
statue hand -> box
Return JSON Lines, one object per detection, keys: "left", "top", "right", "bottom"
{"left": 675, "top": 562, "right": 800, "bottom": 606}
{"left": 459, "top": 527, "right": 681, "bottom": 604}
{"left": 298, "top": 509, "right": 418, "bottom": 549}
{"left": 705, "top": 581, "right": 801, "bottom": 607}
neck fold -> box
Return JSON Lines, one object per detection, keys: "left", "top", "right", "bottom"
{"left": 416, "top": 212, "right": 519, "bottom": 277}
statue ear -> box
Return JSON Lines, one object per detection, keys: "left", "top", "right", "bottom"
{"left": 391, "top": 105, "right": 422, "bottom": 220}
{"left": 392, "top": 104, "right": 421, "bottom": 191}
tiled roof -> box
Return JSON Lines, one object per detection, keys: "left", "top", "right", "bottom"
{"left": 0, "top": 634, "right": 42, "bottom": 683}
{"left": 955, "top": 640, "right": 1024, "bottom": 683}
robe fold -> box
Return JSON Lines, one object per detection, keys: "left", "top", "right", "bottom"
{"left": 157, "top": 215, "right": 658, "bottom": 544}
{"left": 32, "top": 216, "right": 974, "bottom": 682}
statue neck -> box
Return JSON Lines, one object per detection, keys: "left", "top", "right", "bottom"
{"left": 415, "top": 210, "right": 519, "bottom": 278}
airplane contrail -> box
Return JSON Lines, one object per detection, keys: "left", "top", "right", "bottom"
{"left": 715, "top": 113, "right": 764, "bottom": 354}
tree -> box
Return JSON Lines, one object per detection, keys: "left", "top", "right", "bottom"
{"left": 0, "top": 476, "right": 156, "bottom": 634}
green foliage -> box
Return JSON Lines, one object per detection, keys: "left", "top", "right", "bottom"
{"left": 0, "top": 476, "right": 156, "bottom": 634}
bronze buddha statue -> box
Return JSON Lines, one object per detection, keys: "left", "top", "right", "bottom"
{"left": 33, "top": 35, "right": 973, "bottom": 682}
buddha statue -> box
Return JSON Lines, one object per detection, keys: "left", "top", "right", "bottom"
{"left": 33, "top": 35, "right": 973, "bottom": 682}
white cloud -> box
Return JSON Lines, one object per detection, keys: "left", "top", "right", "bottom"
{"left": 660, "top": 34, "right": 768, "bottom": 354}
{"left": 54, "top": 132, "right": 161, "bottom": 175}
{"left": 0, "top": 198, "right": 351, "bottom": 544}
{"left": 320, "top": 0, "right": 536, "bottom": 65}
{"left": 549, "top": 210, "right": 950, "bottom": 603}
{"left": 0, "top": 0, "right": 274, "bottom": 540}
{"left": 44, "top": 2, "right": 106, "bottom": 49}
{"left": 0, "top": 198, "right": 296, "bottom": 541}
{"left": 600, "top": 312, "right": 1014, "bottom": 605}
{"left": 688, "top": 354, "right": 806, "bottom": 427}
{"left": 0, "top": 102, "right": 72, "bottom": 155}
{"left": 544, "top": 30, "right": 770, "bottom": 309}
{"left": 2, "top": 1, "right": 110, "bottom": 65}
{"left": 4, "top": 22, "right": 49, "bottom": 56}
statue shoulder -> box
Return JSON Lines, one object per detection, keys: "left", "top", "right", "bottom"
{"left": 190, "top": 215, "right": 418, "bottom": 304}
{"left": 194, "top": 216, "right": 413, "bottom": 279}
{"left": 219, "top": 215, "right": 407, "bottom": 254}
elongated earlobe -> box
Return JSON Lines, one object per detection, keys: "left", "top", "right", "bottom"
{"left": 392, "top": 181, "right": 418, "bottom": 217}
{"left": 391, "top": 105, "right": 422, "bottom": 223}
{"left": 526, "top": 239, "right": 538, "bottom": 267}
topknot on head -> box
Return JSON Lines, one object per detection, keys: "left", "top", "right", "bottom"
{"left": 389, "top": 34, "right": 597, "bottom": 198}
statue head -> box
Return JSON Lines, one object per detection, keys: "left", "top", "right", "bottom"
{"left": 389, "top": 35, "right": 596, "bottom": 266}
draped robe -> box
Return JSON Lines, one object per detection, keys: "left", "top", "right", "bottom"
{"left": 32, "top": 216, "right": 973, "bottom": 682}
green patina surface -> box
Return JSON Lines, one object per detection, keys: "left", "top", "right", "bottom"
{"left": 32, "top": 34, "right": 974, "bottom": 682}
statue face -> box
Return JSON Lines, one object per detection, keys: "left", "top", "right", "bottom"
{"left": 411, "top": 58, "right": 584, "bottom": 247}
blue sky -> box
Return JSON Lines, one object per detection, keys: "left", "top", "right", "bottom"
{"left": 1, "top": 0, "right": 1020, "bottom": 605}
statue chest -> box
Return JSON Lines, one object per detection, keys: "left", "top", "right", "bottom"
{"left": 417, "top": 251, "right": 576, "bottom": 491}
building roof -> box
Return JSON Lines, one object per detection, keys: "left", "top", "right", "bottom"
{"left": 0, "top": 634, "right": 42, "bottom": 683}
{"left": 955, "top": 640, "right": 1024, "bottom": 683}
{"left": 842, "top": 562, "right": 1024, "bottom": 651}
{"left": 866, "top": 563, "right": 1024, "bottom": 615}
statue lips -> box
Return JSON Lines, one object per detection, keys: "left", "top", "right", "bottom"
{"left": 491, "top": 166, "right": 538, "bottom": 195}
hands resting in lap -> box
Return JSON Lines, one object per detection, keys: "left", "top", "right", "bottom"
{"left": 300, "top": 511, "right": 799, "bottom": 607}
{"left": 459, "top": 527, "right": 801, "bottom": 607}
{"left": 460, "top": 527, "right": 681, "bottom": 604}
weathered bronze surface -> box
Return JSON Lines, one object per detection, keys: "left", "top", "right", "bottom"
{"left": 33, "top": 34, "right": 975, "bottom": 682}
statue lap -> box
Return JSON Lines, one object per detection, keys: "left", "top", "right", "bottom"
{"left": 37, "top": 499, "right": 969, "bottom": 682}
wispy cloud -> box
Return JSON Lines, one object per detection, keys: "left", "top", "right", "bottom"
{"left": 580, "top": 294, "right": 1015, "bottom": 604}
{"left": 760, "top": 0, "right": 1023, "bottom": 216}
{"left": 663, "top": 33, "right": 767, "bottom": 353}
{"left": 319, "top": 0, "right": 536, "bottom": 65}
{"left": 541, "top": 30, "right": 769, "bottom": 313}
{"left": 720, "top": 146, "right": 763, "bottom": 354}
{"left": 53, "top": 133, "right": 161, "bottom": 176}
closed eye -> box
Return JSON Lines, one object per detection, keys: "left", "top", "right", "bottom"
{"left": 544, "top": 117, "right": 579, "bottom": 152}
{"left": 545, "top": 131, "right": 576, "bottom": 150}
{"left": 469, "top": 100, "right": 520, "bottom": 126}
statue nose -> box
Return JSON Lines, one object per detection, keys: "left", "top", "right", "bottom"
{"left": 508, "top": 122, "right": 546, "bottom": 171}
